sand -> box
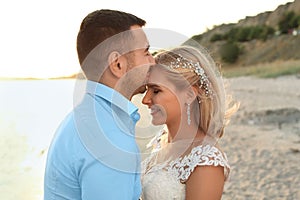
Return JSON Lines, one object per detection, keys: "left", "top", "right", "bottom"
{"left": 220, "top": 75, "right": 300, "bottom": 200}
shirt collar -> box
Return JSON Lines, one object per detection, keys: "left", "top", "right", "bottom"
{"left": 85, "top": 80, "right": 138, "bottom": 116}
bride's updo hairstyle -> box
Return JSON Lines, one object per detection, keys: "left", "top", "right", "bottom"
{"left": 154, "top": 45, "right": 239, "bottom": 139}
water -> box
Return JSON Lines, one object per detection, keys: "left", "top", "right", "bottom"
{"left": 0, "top": 80, "right": 75, "bottom": 199}
{"left": 0, "top": 79, "right": 160, "bottom": 200}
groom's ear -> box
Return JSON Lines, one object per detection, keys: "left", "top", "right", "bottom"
{"left": 108, "top": 51, "right": 127, "bottom": 78}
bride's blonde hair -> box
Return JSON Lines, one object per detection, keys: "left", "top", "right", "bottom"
{"left": 154, "top": 45, "right": 239, "bottom": 138}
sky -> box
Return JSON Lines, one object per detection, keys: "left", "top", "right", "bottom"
{"left": 0, "top": 0, "right": 294, "bottom": 78}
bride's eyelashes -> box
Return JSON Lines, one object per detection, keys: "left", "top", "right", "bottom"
{"left": 147, "top": 85, "right": 162, "bottom": 94}
{"left": 153, "top": 89, "right": 161, "bottom": 94}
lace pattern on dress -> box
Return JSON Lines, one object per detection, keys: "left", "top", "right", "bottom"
{"left": 142, "top": 129, "right": 230, "bottom": 183}
{"left": 141, "top": 132, "right": 230, "bottom": 200}
{"left": 165, "top": 144, "right": 230, "bottom": 183}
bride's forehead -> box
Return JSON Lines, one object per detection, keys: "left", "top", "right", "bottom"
{"left": 148, "top": 72, "right": 170, "bottom": 86}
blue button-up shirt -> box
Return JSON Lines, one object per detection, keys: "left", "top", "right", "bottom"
{"left": 44, "top": 80, "right": 142, "bottom": 200}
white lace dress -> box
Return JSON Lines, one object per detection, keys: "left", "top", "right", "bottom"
{"left": 141, "top": 137, "right": 230, "bottom": 200}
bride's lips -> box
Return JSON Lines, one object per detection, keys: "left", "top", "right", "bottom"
{"left": 150, "top": 106, "right": 160, "bottom": 115}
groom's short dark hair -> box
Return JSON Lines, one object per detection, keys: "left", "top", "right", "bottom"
{"left": 76, "top": 9, "right": 146, "bottom": 65}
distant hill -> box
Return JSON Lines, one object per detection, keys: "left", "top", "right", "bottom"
{"left": 29, "top": 1, "right": 300, "bottom": 80}
{"left": 184, "top": 0, "right": 300, "bottom": 67}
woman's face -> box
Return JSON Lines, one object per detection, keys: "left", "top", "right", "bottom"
{"left": 142, "top": 67, "right": 184, "bottom": 126}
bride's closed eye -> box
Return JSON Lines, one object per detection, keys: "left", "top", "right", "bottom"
{"left": 146, "top": 84, "right": 161, "bottom": 94}
{"left": 153, "top": 89, "right": 160, "bottom": 94}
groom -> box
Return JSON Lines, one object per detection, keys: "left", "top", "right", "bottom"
{"left": 44, "top": 9, "right": 154, "bottom": 199}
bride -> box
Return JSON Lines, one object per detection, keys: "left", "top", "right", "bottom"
{"left": 140, "top": 45, "right": 239, "bottom": 199}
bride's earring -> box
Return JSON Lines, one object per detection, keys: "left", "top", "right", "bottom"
{"left": 187, "top": 103, "right": 191, "bottom": 125}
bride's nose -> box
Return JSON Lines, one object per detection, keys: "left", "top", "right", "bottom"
{"left": 142, "top": 91, "right": 151, "bottom": 106}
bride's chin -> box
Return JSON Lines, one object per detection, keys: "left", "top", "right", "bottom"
{"left": 152, "top": 122, "right": 162, "bottom": 126}
{"left": 151, "top": 118, "right": 165, "bottom": 126}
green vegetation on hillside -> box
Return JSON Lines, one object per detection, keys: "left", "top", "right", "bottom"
{"left": 278, "top": 11, "right": 300, "bottom": 34}
{"left": 189, "top": 10, "right": 300, "bottom": 65}
{"left": 210, "top": 25, "right": 275, "bottom": 43}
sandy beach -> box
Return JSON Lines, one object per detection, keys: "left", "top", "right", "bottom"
{"left": 220, "top": 75, "right": 300, "bottom": 200}
{"left": 1, "top": 75, "right": 299, "bottom": 199}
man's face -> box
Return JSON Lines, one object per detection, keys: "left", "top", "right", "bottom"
{"left": 126, "top": 25, "right": 155, "bottom": 70}
{"left": 116, "top": 25, "right": 155, "bottom": 97}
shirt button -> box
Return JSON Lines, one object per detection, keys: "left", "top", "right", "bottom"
{"left": 132, "top": 112, "right": 140, "bottom": 121}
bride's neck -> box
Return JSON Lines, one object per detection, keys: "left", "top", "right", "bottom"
{"left": 167, "top": 122, "right": 204, "bottom": 143}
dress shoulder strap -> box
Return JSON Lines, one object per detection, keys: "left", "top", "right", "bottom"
{"left": 166, "top": 144, "right": 230, "bottom": 182}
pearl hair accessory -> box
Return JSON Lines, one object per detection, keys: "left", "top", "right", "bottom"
{"left": 169, "top": 54, "right": 213, "bottom": 97}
